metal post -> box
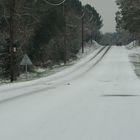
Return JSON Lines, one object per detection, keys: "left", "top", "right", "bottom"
{"left": 9, "top": 0, "right": 15, "bottom": 82}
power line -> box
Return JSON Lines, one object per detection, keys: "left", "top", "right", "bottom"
{"left": 43, "top": 0, "right": 66, "bottom": 6}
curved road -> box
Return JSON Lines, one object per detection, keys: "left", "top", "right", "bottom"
{"left": 0, "top": 46, "right": 140, "bottom": 140}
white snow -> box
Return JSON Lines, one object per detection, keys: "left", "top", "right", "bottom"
{"left": 126, "top": 42, "right": 140, "bottom": 76}
{"left": 128, "top": 46, "right": 140, "bottom": 55}
{"left": 0, "top": 46, "right": 140, "bottom": 140}
{"left": 75, "top": 40, "right": 101, "bottom": 60}
{"left": 125, "top": 41, "right": 138, "bottom": 49}
{"left": 34, "top": 67, "right": 46, "bottom": 73}
{"left": 0, "top": 46, "right": 107, "bottom": 102}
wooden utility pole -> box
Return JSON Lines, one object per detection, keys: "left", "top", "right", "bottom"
{"left": 63, "top": 3, "right": 67, "bottom": 64}
{"left": 82, "top": 16, "right": 84, "bottom": 53}
{"left": 9, "top": 0, "right": 15, "bottom": 82}
{"left": 133, "top": 33, "right": 135, "bottom": 47}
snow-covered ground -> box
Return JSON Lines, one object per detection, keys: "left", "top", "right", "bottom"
{"left": 0, "top": 46, "right": 108, "bottom": 102}
{"left": 126, "top": 41, "right": 140, "bottom": 77}
{"left": 0, "top": 46, "right": 140, "bottom": 140}
{"left": 125, "top": 40, "right": 139, "bottom": 50}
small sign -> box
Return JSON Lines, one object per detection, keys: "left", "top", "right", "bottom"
{"left": 20, "top": 54, "right": 32, "bottom": 66}
{"left": 20, "top": 54, "right": 33, "bottom": 79}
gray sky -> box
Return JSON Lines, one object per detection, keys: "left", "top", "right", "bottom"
{"left": 81, "top": 0, "right": 118, "bottom": 33}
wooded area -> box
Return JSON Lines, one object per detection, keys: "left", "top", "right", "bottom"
{"left": 0, "top": 0, "right": 103, "bottom": 81}
{"left": 115, "top": 0, "right": 140, "bottom": 42}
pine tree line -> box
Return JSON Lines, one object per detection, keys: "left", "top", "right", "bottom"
{"left": 115, "top": 0, "right": 140, "bottom": 42}
{"left": 0, "top": 0, "right": 103, "bottom": 81}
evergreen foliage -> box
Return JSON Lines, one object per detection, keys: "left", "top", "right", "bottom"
{"left": 0, "top": 0, "right": 103, "bottom": 80}
{"left": 115, "top": 0, "right": 140, "bottom": 41}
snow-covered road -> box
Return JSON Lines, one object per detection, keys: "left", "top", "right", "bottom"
{"left": 0, "top": 46, "right": 140, "bottom": 140}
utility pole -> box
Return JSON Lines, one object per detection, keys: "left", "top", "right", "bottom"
{"left": 43, "top": 0, "right": 67, "bottom": 64}
{"left": 90, "top": 30, "right": 93, "bottom": 44}
{"left": 9, "top": 0, "right": 16, "bottom": 82}
{"left": 81, "top": 16, "right": 84, "bottom": 53}
{"left": 133, "top": 33, "right": 135, "bottom": 47}
{"left": 89, "top": 15, "right": 94, "bottom": 45}
{"left": 63, "top": 3, "right": 67, "bottom": 64}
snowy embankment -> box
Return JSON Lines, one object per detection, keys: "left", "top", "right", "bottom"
{"left": 0, "top": 41, "right": 100, "bottom": 83}
{"left": 0, "top": 43, "right": 109, "bottom": 103}
{"left": 126, "top": 41, "right": 140, "bottom": 77}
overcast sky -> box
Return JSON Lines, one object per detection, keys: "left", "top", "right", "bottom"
{"left": 81, "top": 0, "right": 118, "bottom": 33}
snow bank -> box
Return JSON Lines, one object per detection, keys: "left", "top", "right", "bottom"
{"left": 0, "top": 45, "right": 108, "bottom": 102}
{"left": 126, "top": 41, "right": 139, "bottom": 49}
{"left": 77, "top": 40, "right": 101, "bottom": 59}
{"left": 0, "top": 41, "right": 102, "bottom": 84}
{"left": 127, "top": 41, "right": 140, "bottom": 78}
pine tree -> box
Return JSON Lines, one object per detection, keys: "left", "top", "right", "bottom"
{"left": 116, "top": 0, "right": 140, "bottom": 39}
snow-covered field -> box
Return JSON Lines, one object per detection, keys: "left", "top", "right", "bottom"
{"left": 0, "top": 46, "right": 140, "bottom": 140}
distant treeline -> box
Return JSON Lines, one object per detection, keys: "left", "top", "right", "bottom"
{"left": 99, "top": 31, "right": 133, "bottom": 46}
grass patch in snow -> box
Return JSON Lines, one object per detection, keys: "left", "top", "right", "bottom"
{"left": 128, "top": 47, "right": 140, "bottom": 78}
{"left": 127, "top": 41, "right": 140, "bottom": 78}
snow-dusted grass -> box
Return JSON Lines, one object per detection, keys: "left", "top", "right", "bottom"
{"left": 0, "top": 41, "right": 100, "bottom": 84}
{"left": 127, "top": 41, "right": 140, "bottom": 78}
{"left": 125, "top": 40, "right": 139, "bottom": 49}
{"left": 0, "top": 45, "right": 108, "bottom": 103}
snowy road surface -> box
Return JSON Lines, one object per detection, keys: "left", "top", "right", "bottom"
{"left": 0, "top": 46, "right": 140, "bottom": 140}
